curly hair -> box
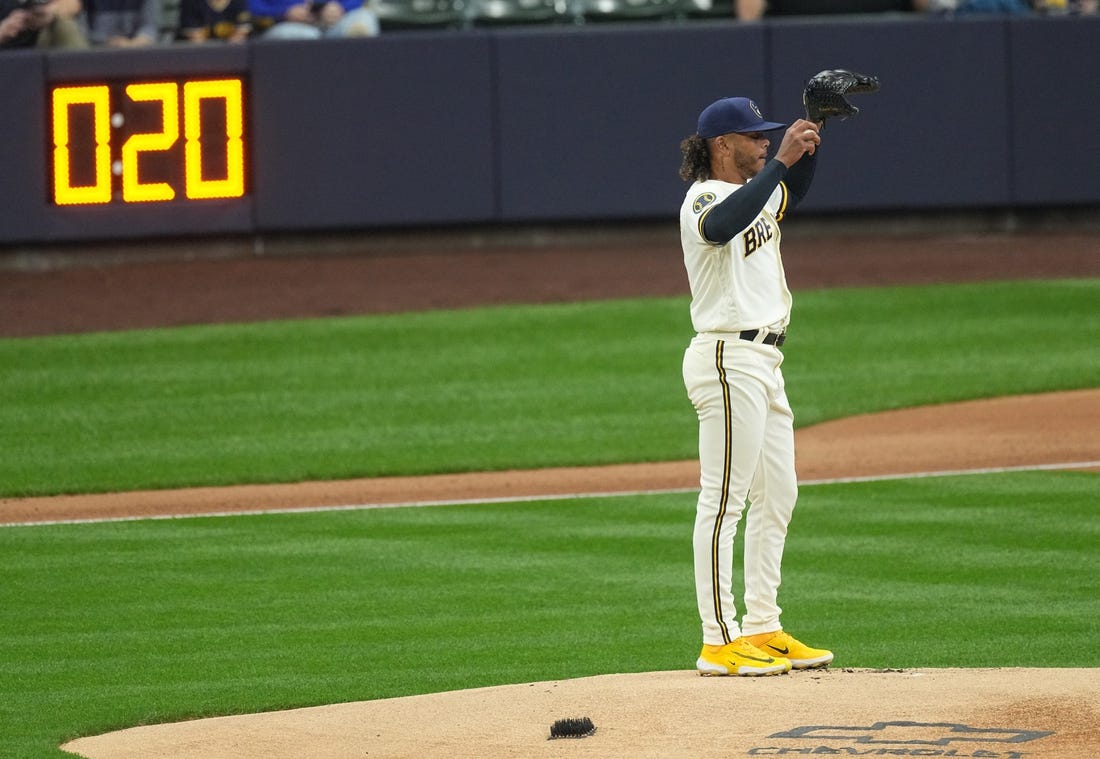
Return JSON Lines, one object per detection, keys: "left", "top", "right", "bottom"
{"left": 678, "top": 134, "right": 711, "bottom": 183}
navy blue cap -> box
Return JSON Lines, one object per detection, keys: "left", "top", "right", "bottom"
{"left": 697, "top": 97, "right": 787, "bottom": 138}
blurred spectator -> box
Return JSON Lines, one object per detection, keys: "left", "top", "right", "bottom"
{"left": 734, "top": 0, "right": 763, "bottom": 15}
{"left": 1, "top": 0, "right": 88, "bottom": 48}
{"left": 250, "top": 0, "right": 378, "bottom": 38}
{"left": 84, "top": 0, "right": 159, "bottom": 44}
{"left": 177, "top": 0, "right": 251, "bottom": 41}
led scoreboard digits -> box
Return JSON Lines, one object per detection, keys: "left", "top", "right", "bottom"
{"left": 50, "top": 77, "right": 247, "bottom": 206}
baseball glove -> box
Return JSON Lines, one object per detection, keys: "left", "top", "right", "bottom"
{"left": 802, "top": 69, "right": 880, "bottom": 124}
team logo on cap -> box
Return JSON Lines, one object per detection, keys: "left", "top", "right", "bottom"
{"left": 749, "top": 100, "right": 764, "bottom": 119}
{"left": 693, "top": 192, "right": 716, "bottom": 213}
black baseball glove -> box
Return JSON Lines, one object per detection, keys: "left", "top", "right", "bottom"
{"left": 803, "top": 69, "right": 880, "bottom": 124}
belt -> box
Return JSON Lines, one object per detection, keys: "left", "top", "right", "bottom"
{"left": 739, "top": 329, "right": 786, "bottom": 347}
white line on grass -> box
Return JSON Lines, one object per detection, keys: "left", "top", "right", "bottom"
{"left": 4, "top": 459, "right": 1099, "bottom": 528}
{"left": 800, "top": 459, "right": 1100, "bottom": 485}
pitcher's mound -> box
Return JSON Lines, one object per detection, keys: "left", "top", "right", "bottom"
{"left": 63, "top": 667, "right": 1099, "bottom": 759}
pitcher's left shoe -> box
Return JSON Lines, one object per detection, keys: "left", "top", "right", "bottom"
{"left": 744, "top": 630, "right": 833, "bottom": 670}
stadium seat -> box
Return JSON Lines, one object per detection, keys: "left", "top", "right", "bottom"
{"left": 159, "top": 0, "right": 181, "bottom": 40}
{"left": 577, "top": 0, "right": 680, "bottom": 21}
{"left": 373, "top": 0, "right": 470, "bottom": 29}
{"left": 677, "top": 0, "right": 731, "bottom": 17}
{"left": 470, "top": 0, "right": 570, "bottom": 24}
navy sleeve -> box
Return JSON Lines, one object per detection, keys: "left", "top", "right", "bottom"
{"left": 177, "top": 0, "right": 203, "bottom": 30}
{"left": 700, "top": 160, "right": 787, "bottom": 244}
{"left": 783, "top": 150, "right": 817, "bottom": 210}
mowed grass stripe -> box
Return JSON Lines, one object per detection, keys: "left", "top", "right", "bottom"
{"left": 1, "top": 279, "right": 1098, "bottom": 498}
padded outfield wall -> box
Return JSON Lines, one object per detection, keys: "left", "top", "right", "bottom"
{"left": 0, "top": 14, "right": 1097, "bottom": 245}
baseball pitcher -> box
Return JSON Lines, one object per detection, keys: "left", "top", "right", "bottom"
{"left": 677, "top": 71, "right": 877, "bottom": 676}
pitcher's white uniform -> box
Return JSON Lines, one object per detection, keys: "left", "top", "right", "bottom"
{"left": 680, "top": 176, "right": 798, "bottom": 646}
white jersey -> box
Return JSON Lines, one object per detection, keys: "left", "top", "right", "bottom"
{"left": 679, "top": 178, "right": 792, "bottom": 335}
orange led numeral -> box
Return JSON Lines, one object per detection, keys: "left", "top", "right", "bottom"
{"left": 51, "top": 86, "right": 112, "bottom": 206}
{"left": 121, "top": 83, "right": 179, "bottom": 202}
{"left": 184, "top": 79, "right": 245, "bottom": 200}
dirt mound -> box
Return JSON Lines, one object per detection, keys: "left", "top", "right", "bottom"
{"left": 63, "top": 668, "right": 1100, "bottom": 759}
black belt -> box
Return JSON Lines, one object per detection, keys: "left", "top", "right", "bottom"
{"left": 739, "top": 329, "right": 786, "bottom": 347}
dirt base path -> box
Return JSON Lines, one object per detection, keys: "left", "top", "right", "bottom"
{"left": 6, "top": 388, "right": 1099, "bottom": 525}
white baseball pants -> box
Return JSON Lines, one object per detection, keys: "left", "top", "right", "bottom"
{"left": 682, "top": 334, "right": 799, "bottom": 645}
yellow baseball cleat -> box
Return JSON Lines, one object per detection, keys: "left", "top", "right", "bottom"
{"left": 744, "top": 630, "right": 833, "bottom": 670}
{"left": 697, "top": 637, "right": 792, "bottom": 676}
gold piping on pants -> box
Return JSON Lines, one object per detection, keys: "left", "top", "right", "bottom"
{"left": 710, "top": 340, "right": 733, "bottom": 645}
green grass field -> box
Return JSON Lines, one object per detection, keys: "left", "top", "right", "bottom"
{"left": 1, "top": 278, "right": 1098, "bottom": 758}
{"left": 2, "top": 279, "right": 1098, "bottom": 497}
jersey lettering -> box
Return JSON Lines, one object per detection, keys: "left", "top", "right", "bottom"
{"left": 742, "top": 216, "right": 774, "bottom": 257}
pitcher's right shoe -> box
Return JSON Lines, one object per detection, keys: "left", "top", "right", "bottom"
{"left": 696, "top": 637, "right": 792, "bottom": 677}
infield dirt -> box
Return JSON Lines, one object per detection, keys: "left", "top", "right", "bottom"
{"left": 62, "top": 668, "right": 1100, "bottom": 759}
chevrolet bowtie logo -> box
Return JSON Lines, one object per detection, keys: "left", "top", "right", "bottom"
{"left": 769, "top": 721, "right": 1052, "bottom": 746}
